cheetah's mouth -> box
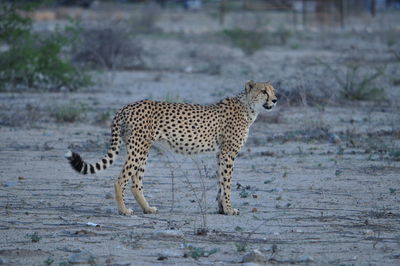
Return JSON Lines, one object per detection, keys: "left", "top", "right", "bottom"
{"left": 263, "top": 103, "right": 272, "bottom": 109}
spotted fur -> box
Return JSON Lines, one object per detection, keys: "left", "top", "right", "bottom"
{"left": 66, "top": 80, "right": 278, "bottom": 215}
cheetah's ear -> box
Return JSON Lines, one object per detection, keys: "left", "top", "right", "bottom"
{"left": 245, "top": 80, "right": 256, "bottom": 93}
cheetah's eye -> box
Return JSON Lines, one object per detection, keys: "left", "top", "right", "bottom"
{"left": 262, "top": 91, "right": 268, "bottom": 94}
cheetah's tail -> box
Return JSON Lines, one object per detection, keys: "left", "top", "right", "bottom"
{"left": 65, "top": 121, "right": 122, "bottom": 175}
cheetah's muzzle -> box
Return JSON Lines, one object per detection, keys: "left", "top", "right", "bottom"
{"left": 263, "top": 103, "right": 273, "bottom": 109}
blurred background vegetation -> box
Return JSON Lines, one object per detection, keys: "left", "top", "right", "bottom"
{"left": 0, "top": 0, "right": 399, "bottom": 101}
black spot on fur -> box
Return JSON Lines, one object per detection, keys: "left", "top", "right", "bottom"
{"left": 96, "top": 163, "right": 101, "bottom": 170}
{"left": 90, "top": 165, "right": 95, "bottom": 174}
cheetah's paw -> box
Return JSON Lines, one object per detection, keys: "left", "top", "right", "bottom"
{"left": 119, "top": 208, "right": 134, "bottom": 216}
{"left": 143, "top": 206, "right": 158, "bottom": 214}
{"left": 224, "top": 207, "right": 239, "bottom": 216}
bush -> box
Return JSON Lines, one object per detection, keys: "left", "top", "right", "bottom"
{"left": 52, "top": 102, "right": 87, "bottom": 123}
{"left": 319, "top": 60, "right": 386, "bottom": 101}
{"left": 273, "top": 79, "right": 331, "bottom": 107}
{"left": 277, "top": 86, "right": 329, "bottom": 106}
{"left": 389, "top": 149, "right": 400, "bottom": 161}
{"left": 0, "top": 3, "right": 91, "bottom": 91}
{"left": 72, "top": 23, "right": 143, "bottom": 70}
{"left": 338, "top": 64, "right": 385, "bottom": 101}
{"left": 275, "top": 25, "right": 292, "bottom": 45}
{"left": 223, "top": 28, "right": 269, "bottom": 55}
{"left": 184, "top": 245, "right": 219, "bottom": 260}
{"left": 222, "top": 27, "right": 291, "bottom": 55}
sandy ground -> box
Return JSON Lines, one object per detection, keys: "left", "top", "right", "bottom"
{"left": 1, "top": 5, "right": 400, "bottom": 266}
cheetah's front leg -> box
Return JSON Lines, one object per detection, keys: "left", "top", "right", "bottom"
{"left": 217, "top": 151, "right": 239, "bottom": 215}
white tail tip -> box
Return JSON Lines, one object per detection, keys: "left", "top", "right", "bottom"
{"left": 64, "top": 150, "right": 73, "bottom": 159}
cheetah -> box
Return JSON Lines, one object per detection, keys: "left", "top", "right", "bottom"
{"left": 65, "top": 80, "right": 277, "bottom": 216}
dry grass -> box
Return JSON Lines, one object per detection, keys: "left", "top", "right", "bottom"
{"left": 0, "top": 103, "right": 42, "bottom": 127}
{"left": 72, "top": 23, "right": 144, "bottom": 70}
{"left": 51, "top": 102, "right": 87, "bottom": 123}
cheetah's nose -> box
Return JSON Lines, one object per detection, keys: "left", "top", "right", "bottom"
{"left": 263, "top": 103, "right": 272, "bottom": 109}
{"left": 272, "top": 99, "right": 277, "bottom": 103}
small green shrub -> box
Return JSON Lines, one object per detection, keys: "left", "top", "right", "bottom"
{"left": 319, "top": 60, "right": 386, "bottom": 101}
{"left": 385, "top": 30, "right": 398, "bottom": 47}
{"left": 26, "top": 232, "right": 41, "bottom": 242}
{"left": 235, "top": 242, "right": 247, "bottom": 252}
{"left": 222, "top": 27, "right": 291, "bottom": 54}
{"left": 52, "top": 103, "right": 87, "bottom": 123}
{"left": 239, "top": 189, "right": 250, "bottom": 198}
{"left": 184, "top": 246, "right": 219, "bottom": 260}
{"left": 275, "top": 25, "right": 291, "bottom": 45}
{"left": 389, "top": 149, "right": 400, "bottom": 161}
{"left": 0, "top": 3, "right": 91, "bottom": 91}
{"left": 341, "top": 64, "right": 385, "bottom": 100}
{"left": 44, "top": 257, "right": 54, "bottom": 265}
{"left": 223, "top": 28, "right": 269, "bottom": 55}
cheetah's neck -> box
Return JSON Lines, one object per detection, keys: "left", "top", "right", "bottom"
{"left": 236, "top": 92, "right": 261, "bottom": 125}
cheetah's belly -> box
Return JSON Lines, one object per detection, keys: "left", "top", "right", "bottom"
{"left": 154, "top": 137, "right": 219, "bottom": 155}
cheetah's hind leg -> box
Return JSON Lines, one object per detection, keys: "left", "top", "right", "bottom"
{"left": 114, "top": 164, "right": 134, "bottom": 215}
{"left": 128, "top": 137, "right": 158, "bottom": 214}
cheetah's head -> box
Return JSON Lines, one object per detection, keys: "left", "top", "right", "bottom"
{"left": 245, "top": 80, "right": 277, "bottom": 111}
